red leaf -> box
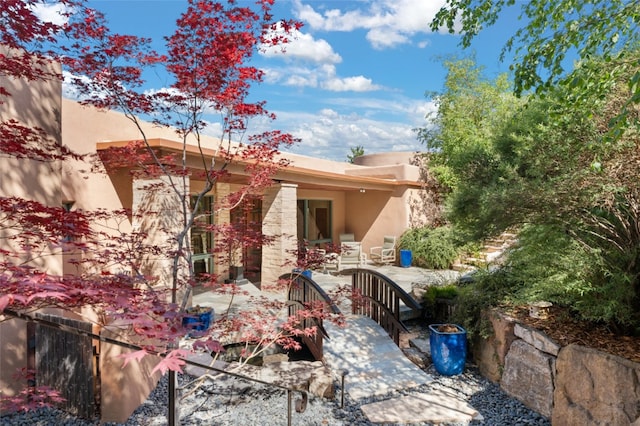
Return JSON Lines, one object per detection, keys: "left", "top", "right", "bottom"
{"left": 118, "top": 349, "right": 148, "bottom": 368}
{"left": 151, "top": 349, "right": 188, "bottom": 375}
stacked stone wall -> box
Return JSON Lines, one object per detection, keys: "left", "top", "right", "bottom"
{"left": 474, "top": 310, "right": 640, "bottom": 424}
{"left": 261, "top": 183, "right": 298, "bottom": 287}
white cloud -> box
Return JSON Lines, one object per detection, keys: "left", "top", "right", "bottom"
{"left": 261, "top": 26, "right": 341, "bottom": 64}
{"left": 322, "top": 76, "right": 381, "bottom": 92}
{"left": 261, "top": 24, "right": 379, "bottom": 92}
{"left": 293, "top": 0, "right": 448, "bottom": 49}
{"left": 31, "top": 2, "right": 69, "bottom": 26}
{"left": 261, "top": 63, "right": 382, "bottom": 92}
{"left": 253, "top": 98, "right": 436, "bottom": 161}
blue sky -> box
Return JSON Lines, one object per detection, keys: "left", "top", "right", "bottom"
{"left": 54, "top": 0, "right": 523, "bottom": 162}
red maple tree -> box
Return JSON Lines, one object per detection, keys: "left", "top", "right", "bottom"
{"left": 0, "top": 1, "right": 342, "bottom": 423}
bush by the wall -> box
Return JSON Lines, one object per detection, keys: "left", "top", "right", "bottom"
{"left": 399, "top": 226, "right": 460, "bottom": 270}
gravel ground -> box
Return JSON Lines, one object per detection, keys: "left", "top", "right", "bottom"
{"left": 0, "top": 364, "right": 550, "bottom": 426}
{"left": 0, "top": 319, "right": 550, "bottom": 426}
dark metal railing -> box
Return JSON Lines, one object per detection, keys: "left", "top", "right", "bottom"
{"left": 340, "top": 268, "right": 421, "bottom": 346}
{"left": 283, "top": 272, "right": 341, "bottom": 361}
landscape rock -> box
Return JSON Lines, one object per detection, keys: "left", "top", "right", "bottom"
{"left": 500, "top": 339, "right": 555, "bottom": 418}
{"left": 472, "top": 309, "right": 517, "bottom": 382}
{"left": 553, "top": 344, "right": 640, "bottom": 425}
{"left": 224, "top": 360, "right": 335, "bottom": 399}
{"left": 514, "top": 323, "right": 561, "bottom": 356}
{"left": 409, "top": 337, "right": 430, "bottom": 355}
{"left": 399, "top": 330, "right": 419, "bottom": 349}
{"left": 402, "top": 347, "right": 429, "bottom": 369}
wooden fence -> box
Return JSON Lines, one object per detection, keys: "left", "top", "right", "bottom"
{"left": 35, "top": 313, "right": 96, "bottom": 419}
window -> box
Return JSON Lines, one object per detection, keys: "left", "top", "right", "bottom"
{"left": 297, "top": 199, "right": 332, "bottom": 246}
{"left": 61, "top": 201, "right": 75, "bottom": 243}
{"left": 190, "top": 195, "right": 213, "bottom": 279}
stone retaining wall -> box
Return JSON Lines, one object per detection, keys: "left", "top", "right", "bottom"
{"left": 473, "top": 309, "right": 640, "bottom": 425}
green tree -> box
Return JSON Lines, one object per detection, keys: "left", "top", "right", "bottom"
{"left": 416, "top": 57, "right": 523, "bottom": 238}
{"left": 431, "top": 0, "right": 640, "bottom": 133}
{"left": 347, "top": 145, "right": 365, "bottom": 163}
{"left": 444, "top": 52, "right": 640, "bottom": 332}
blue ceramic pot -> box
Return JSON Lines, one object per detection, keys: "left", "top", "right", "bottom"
{"left": 429, "top": 324, "right": 467, "bottom": 375}
{"left": 183, "top": 308, "right": 214, "bottom": 335}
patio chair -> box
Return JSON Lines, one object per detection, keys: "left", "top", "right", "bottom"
{"left": 338, "top": 241, "right": 366, "bottom": 269}
{"left": 339, "top": 233, "right": 355, "bottom": 243}
{"left": 369, "top": 235, "right": 397, "bottom": 265}
{"left": 323, "top": 251, "right": 340, "bottom": 273}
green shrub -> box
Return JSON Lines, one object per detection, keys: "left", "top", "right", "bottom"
{"left": 399, "top": 226, "right": 460, "bottom": 269}
{"left": 451, "top": 224, "right": 640, "bottom": 338}
{"left": 423, "top": 284, "right": 459, "bottom": 307}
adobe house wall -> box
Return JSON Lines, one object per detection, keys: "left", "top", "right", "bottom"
{"left": 345, "top": 187, "right": 411, "bottom": 260}
{"left": 0, "top": 56, "right": 63, "bottom": 396}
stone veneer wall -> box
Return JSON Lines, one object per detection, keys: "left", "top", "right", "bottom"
{"left": 261, "top": 183, "right": 298, "bottom": 287}
{"left": 132, "top": 175, "right": 190, "bottom": 296}
{"left": 473, "top": 310, "right": 640, "bottom": 425}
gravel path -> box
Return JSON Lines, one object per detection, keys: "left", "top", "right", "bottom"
{"left": 0, "top": 364, "right": 550, "bottom": 426}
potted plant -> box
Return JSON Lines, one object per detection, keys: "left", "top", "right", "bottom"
{"left": 423, "top": 284, "right": 459, "bottom": 322}
{"left": 182, "top": 305, "right": 214, "bottom": 336}
{"left": 428, "top": 323, "right": 467, "bottom": 375}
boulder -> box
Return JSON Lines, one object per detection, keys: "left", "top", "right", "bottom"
{"left": 513, "top": 323, "right": 560, "bottom": 356}
{"left": 553, "top": 344, "right": 640, "bottom": 425}
{"left": 472, "top": 309, "right": 517, "bottom": 382}
{"left": 309, "top": 364, "right": 335, "bottom": 399}
{"left": 225, "top": 360, "right": 334, "bottom": 399}
{"left": 500, "top": 339, "right": 555, "bottom": 418}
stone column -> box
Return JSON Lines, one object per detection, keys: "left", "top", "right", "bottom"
{"left": 213, "top": 182, "right": 231, "bottom": 279}
{"left": 261, "top": 183, "right": 298, "bottom": 288}
{"left": 132, "top": 175, "right": 190, "bottom": 303}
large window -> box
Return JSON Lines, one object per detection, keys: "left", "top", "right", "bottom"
{"left": 191, "top": 195, "right": 213, "bottom": 278}
{"left": 297, "top": 199, "right": 332, "bottom": 247}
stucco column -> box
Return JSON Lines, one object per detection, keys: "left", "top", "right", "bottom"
{"left": 132, "top": 175, "right": 190, "bottom": 300}
{"left": 261, "top": 183, "right": 298, "bottom": 287}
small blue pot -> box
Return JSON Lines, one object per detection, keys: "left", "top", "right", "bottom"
{"left": 399, "top": 249, "right": 412, "bottom": 268}
{"left": 183, "top": 308, "right": 214, "bottom": 335}
{"left": 429, "top": 324, "right": 467, "bottom": 375}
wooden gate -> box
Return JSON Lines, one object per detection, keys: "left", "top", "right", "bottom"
{"left": 35, "top": 314, "right": 97, "bottom": 419}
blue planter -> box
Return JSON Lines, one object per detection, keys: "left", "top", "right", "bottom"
{"left": 399, "top": 249, "right": 412, "bottom": 268}
{"left": 183, "top": 308, "right": 214, "bottom": 336}
{"left": 429, "top": 324, "right": 467, "bottom": 375}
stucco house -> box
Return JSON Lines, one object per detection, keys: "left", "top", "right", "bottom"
{"left": 61, "top": 96, "right": 431, "bottom": 285}
{"left": 0, "top": 60, "right": 434, "bottom": 420}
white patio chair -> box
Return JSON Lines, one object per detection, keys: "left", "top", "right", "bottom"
{"left": 369, "top": 235, "right": 397, "bottom": 265}
{"left": 338, "top": 241, "right": 366, "bottom": 269}
{"left": 339, "top": 233, "right": 355, "bottom": 243}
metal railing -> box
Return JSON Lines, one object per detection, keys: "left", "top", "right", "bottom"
{"left": 340, "top": 268, "right": 422, "bottom": 346}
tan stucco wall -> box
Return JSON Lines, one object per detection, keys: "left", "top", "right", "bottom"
{"left": 99, "top": 327, "right": 162, "bottom": 423}
{"left": 345, "top": 188, "right": 410, "bottom": 261}
{"left": 0, "top": 58, "right": 63, "bottom": 396}
{"left": 353, "top": 151, "right": 420, "bottom": 167}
